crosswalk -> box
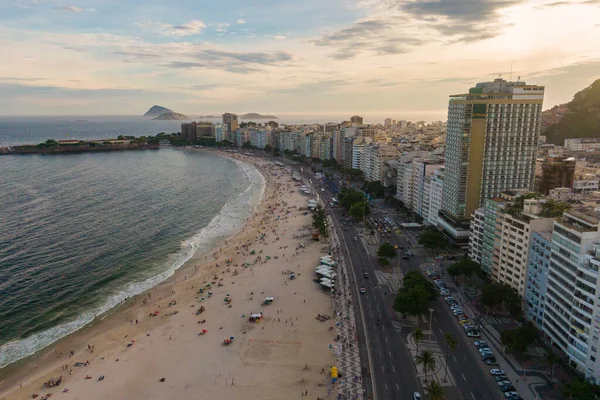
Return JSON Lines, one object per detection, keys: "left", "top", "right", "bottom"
{"left": 480, "top": 316, "right": 517, "bottom": 325}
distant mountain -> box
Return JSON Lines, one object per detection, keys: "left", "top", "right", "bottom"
{"left": 143, "top": 105, "right": 173, "bottom": 117}
{"left": 240, "top": 113, "right": 279, "bottom": 120}
{"left": 153, "top": 112, "right": 190, "bottom": 120}
{"left": 543, "top": 78, "right": 600, "bottom": 145}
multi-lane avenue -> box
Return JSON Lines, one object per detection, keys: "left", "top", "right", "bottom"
{"left": 303, "top": 169, "right": 502, "bottom": 400}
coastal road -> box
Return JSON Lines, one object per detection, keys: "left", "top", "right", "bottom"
{"left": 325, "top": 204, "right": 500, "bottom": 400}
{"left": 295, "top": 165, "right": 499, "bottom": 400}
{"left": 331, "top": 208, "right": 421, "bottom": 400}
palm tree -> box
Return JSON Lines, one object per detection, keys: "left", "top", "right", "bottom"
{"left": 443, "top": 333, "right": 457, "bottom": 383}
{"left": 414, "top": 327, "right": 424, "bottom": 357}
{"left": 416, "top": 350, "right": 437, "bottom": 382}
{"left": 546, "top": 350, "right": 560, "bottom": 380}
{"left": 426, "top": 381, "right": 445, "bottom": 400}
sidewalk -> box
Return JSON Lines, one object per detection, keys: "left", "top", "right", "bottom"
{"left": 406, "top": 326, "right": 457, "bottom": 388}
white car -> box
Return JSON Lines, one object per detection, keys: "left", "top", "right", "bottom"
{"left": 434, "top": 255, "right": 444, "bottom": 260}
{"left": 490, "top": 369, "right": 505, "bottom": 376}
{"left": 504, "top": 392, "right": 519, "bottom": 398}
{"left": 413, "top": 392, "right": 422, "bottom": 400}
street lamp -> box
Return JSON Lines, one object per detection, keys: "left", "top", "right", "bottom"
{"left": 428, "top": 308, "right": 434, "bottom": 343}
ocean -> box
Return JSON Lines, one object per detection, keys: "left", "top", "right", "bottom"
{"left": 0, "top": 122, "right": 265, "bottom": 368}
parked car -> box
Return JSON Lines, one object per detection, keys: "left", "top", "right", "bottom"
{"left": 445, "top": 296, "right": 455, "bottom": 303}
{"left": 353, "top": 237, "right": 358, "bottom": 242}
{"left": 494, "top": 376, "right": 509, "bottom": 382}
{"left": 485, "top": 359, "right": 499, "bottom": 365}
{"left": 503, "top": 391, "right": 519, "bottom": 398}
{"left": 474, "top": 341, "right": 488, "bottom": 348}
{"left": 467, "top": 330, "right": 481, "bottom": 337}
{"left": 440, "top": 289, "right": 450, "bottom": 296}
{"left": 434, "top": 255, "right": 444, "bottom": 260}
{"left": 459, "top": 319, "right": 472, "bottom": 325}
{"left": 405, "top": 251, "right": 413, "bottom": 256}
{"left": 453, "top": 309, "right": 464, "bottom": 316}
{"left": 490, "top": 369, "right": 505, "bottom": 376}
{"left": 401, "top": 256, "right": 409, "bottom": 260}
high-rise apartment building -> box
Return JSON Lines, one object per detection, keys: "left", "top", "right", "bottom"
{"left": 439, "top": 79, "right": 544, "bottom": 247}
{"left": 544, "top": 209, "right": 600, "bottom": 381}
{"left": 539, "top": 156, "right": 576, "bottom": 195}
{"left": 350, "top": 115, "right": 363, "bottom": 125}
{"left": 524, "top": 231, "right": 551, "bottom": 328}
{"left": 222, "top": 113, "right": 239, "bottom": 136}
{"left": 181, "top": 122, "right": 197, "bottom": 141}
{"left": 196, "top": 122, "right": 214, "bottom": 138}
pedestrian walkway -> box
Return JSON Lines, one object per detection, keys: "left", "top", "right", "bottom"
{"left": 407, "top": 329, "right": 456, "bottom": 388}
{"left": 329, "top": 227, "right": 365, "bottom": 399}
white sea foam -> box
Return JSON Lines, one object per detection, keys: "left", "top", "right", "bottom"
{"left": 0, "top": 157, "right": 266, "bottom": 369}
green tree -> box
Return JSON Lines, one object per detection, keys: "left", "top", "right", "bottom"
{"left": 425, "top": 381, "right": 445, "bottom": 400}
{"left": 393, "top": 286, "right": 430, "bottom": 317}
{"left": 414, "top": 327, "right": 424, "bottom": 357}
{"left": 312, "top": 205, "right": 328, "bottom": 237}
{"left": 402, "top": 271, "right": 438, "bottom": 301}
{"left": 362, "top": 181, "right": 385, "bottom": 199}
{"left": 377, "top": 243, "right": 397, "bottom": 259}
{"left": 561, "top": 378, "right": 596, "bottom": 400}
{"left": 416, "top": 350, "right": 437, "bottom": 383}
{"left": 443, "top": 333, "right": 457, "bottom": 383}
{"left": 418, "top": 230, "right": 446, "bottom": 253}
{"left": 447, "top": 259, "right": 482, "bottom": 279}
{"left": 338, "top": 188, "right": 365, "bottom": 210}
{"left": 501, "top": 322, "right": 536, "bottom": 353}
{"left": 349, "top": 201, "right": 370, "bottom": 220}
{"left": 540, "top": 199, "right": 571, "bottom": 217}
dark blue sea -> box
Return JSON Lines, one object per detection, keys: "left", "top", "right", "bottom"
{"left": 0, "top": 119, "right": 265, "bottom": 368}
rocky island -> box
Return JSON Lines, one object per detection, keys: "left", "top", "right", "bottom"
{"left": 143, "top": 105, "right": 173, "bottom": 117}
{"left": 153, "top": 112, "right": 190, "bottom": 120}
{"left": 240, "top": 113, "right": 279, "bottom": 120}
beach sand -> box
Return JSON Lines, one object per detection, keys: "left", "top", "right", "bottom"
{"left": 0, "top": 152, "right": 336, "bottom": 400}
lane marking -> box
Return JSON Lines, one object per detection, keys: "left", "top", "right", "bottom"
{"left": 471, "top": 393, "right": 476, "bottom": 400}
{"left": 382, "top": 365, "right": 385, "bottom": 372}
{"left": 385, "top": 383, "right": 388, "bottom": 391}
{"left": 462, "top": 373, "right": 467, "bottom": 382}
{"left": 389, "top": 351, "right": 392, "bottom": 358}
{"left": 396, "top": 382, "right": 400, "bottom": 391}
{"left": 453, "top": 356, "right": 458, "bottom": 363}
{"left": 385, "top": 337, "right": 388, "bottom": 343}
{"left": 392, "top": 366, "right": 395, "bottom": 373}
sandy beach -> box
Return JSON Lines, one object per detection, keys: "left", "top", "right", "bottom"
{"left": 0, "top": 152, "right": 339, "bottom": 400}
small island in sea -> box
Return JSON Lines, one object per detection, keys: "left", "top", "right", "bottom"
{"left": 240, "top": 113, "right": 279, "bottom": 120}
{"left": 153, "top": 112, "right": 190, "bottom": 120}
{"left": 143, "top": 105, "right": 173, "bottom": 117}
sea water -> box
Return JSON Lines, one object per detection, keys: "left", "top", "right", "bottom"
{"left": 0, "top": 147, "right": 264, "bottom": 368}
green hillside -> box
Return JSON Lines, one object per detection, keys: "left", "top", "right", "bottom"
{"left": 543, "top": 78, "right": 600, "bottom": 145}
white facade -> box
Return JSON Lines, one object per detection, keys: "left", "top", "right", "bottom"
{"left": 544, "top": 209, "right": 600, "bottom": 382}
{"left": 362, "top": 144, "right": 399, "bottom": 182}
{"left": 250, "top": 130, "right": 268, "bottom": 149}
{"left": 574, "top": 179, "right": 600, "bottom": 192}
{"left": 214, "top": 124, "right": 225, "bottom": 142}
{"left": 425, "top": 168, "right": 444, "bottom": 226}
{"left": 469, "top": 208, "right": 486, "bottom": 264}
{"left": 564, "top": 138, "right": 600, "bottom": 152}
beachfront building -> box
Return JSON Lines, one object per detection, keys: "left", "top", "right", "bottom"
{"left": 222, "top": 113, "right": 239, "bottom": 137}
{"left": 439, "top": 79, "right": 544, "bottom": 248}
{"left": 362, "top": 144, "right": 399, "bottom": 183}
{"left": 250, "top": 130, "right": 268, "bottom": 149}
{"left": 343, "top": 137, "right": 356, "bottom": 169}
{"left": 352, "top": 137, "right": 371, "bottom": 171}
{"left": 196, "top": 122, "right": 214, "bottom": 139}
{"left": 524, "top": 231, "right": 551, "bottom": 328}
{"left": 468, "top": 193, "right": 554, "bottom": 296}
{"left": 544, "top": 208, "right": 600, "bottom": 382}
{"left": 214, "top": 124, "right": 226, "bottom": 142}
{"left": 423, "top": 168, "right": 445, "bottom": 227}
{"left": 181, "top": 122, "right": 198, "bottom": 142}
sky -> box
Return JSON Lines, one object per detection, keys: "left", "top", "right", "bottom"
{"left": 1, "top": 0, "right": 599, "bottom": 119}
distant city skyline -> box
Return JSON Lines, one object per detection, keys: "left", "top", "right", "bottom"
{"left": 1, "top": 0, "right": 599, "bottom": 115}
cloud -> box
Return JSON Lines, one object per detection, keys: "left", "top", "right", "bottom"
{"left": 62, "top": 46, "right": 85, "bottom": 52}
{"left": 237, "top": 19, "right": 246, "bottom": 24}
{"left": 394, "top": 0, "right": 522, "bottom": 42}
{"left": 56, "top": 5, "right": 82, "bottom": 12}
{"left": 274, "top": 79, "right": 350, "bottom": 95}
{"left": 163, "top": 49, "right": 294, "bottom": 74}
{"left": 539, "top": 0, "right": 600, "bottom": 6}
{"left": 310, "top": 19, "right": 425, "bottom": 59}
{"left": 161, "top": 20, "right": 207, "bottom": 36}
{"left": 215, "top": 23, "right": 230, "bottom": 33}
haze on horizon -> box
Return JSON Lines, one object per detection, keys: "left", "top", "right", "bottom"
{"left": 1, "top": 0, "right": 600, "bottom": 117}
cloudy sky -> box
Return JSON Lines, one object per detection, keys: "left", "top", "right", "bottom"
{"left": 1, "top": 0, "right": 599, "bottom": 119}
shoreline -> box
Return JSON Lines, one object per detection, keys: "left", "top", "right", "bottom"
{"left": 1, "top": 150, "right": 337, "bottom": 400}
{"left": 0, "top": 150, "right": 264, "bottom": 372}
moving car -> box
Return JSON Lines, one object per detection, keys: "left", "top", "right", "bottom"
{"left": 353, "top": 237, "right": 358, "bottom": 242}
{"left": 363, "top": 272, "right": 369, "bottom": 279}
{"left": 360, "top": 287, "right": 366, "bottom": 294}
{"left": 413, "top": 392, "right": 422, "bottom": 400}
{"left": 434, "top": 255, "right": 444, "bottom": 260}
{"left": 405, "top": 251, "right": 413, "bottom": 256}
